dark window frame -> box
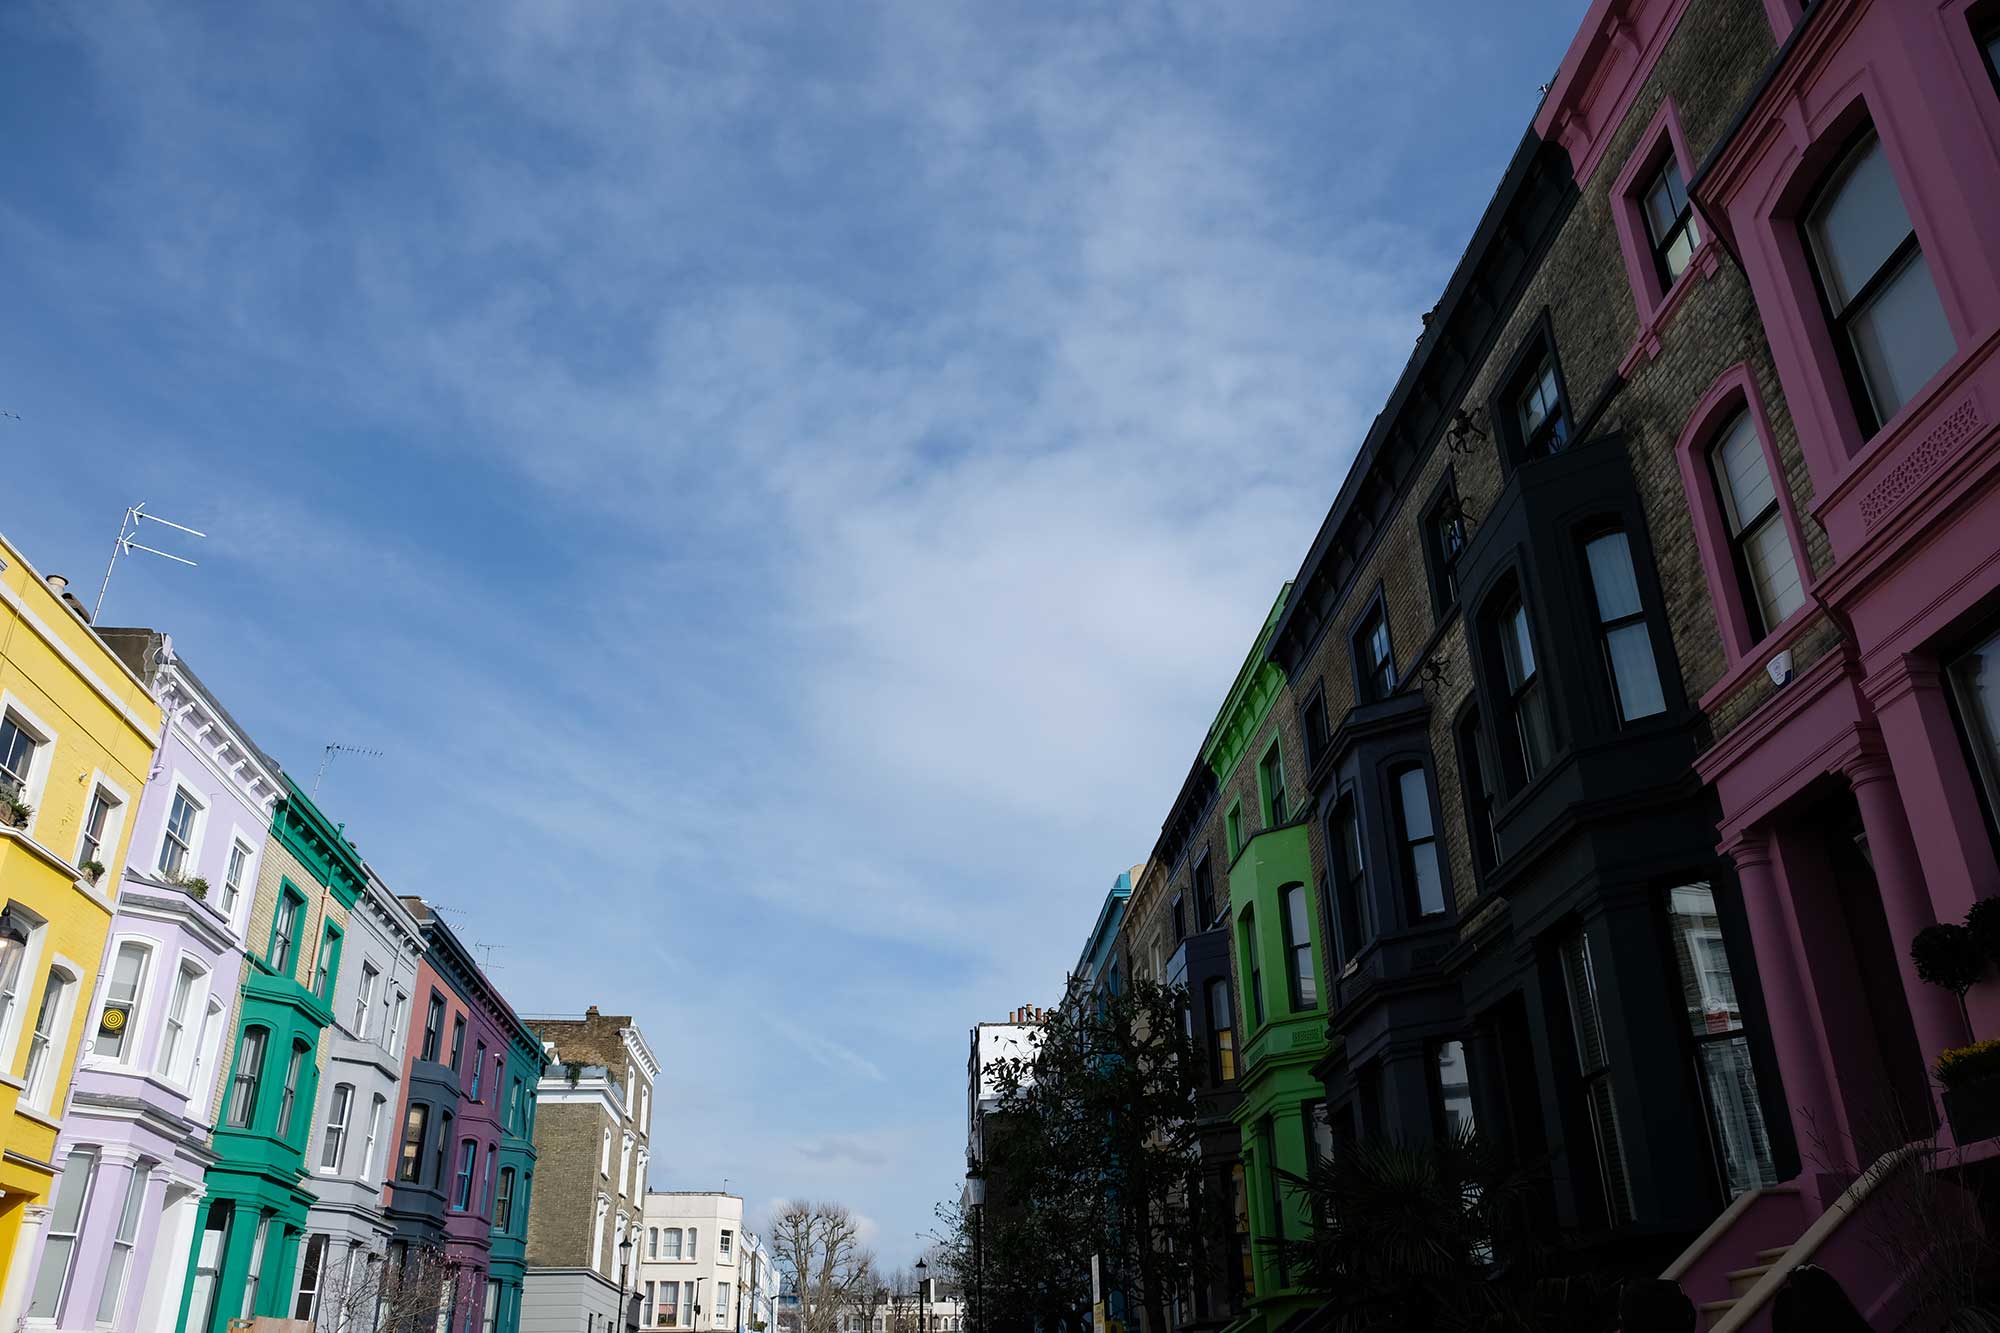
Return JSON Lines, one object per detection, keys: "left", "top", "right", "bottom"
{"left": 1577, "top": 519, "right": 1671, "bottom": 726}
{"left": 1349, "top": 586, "right": 1397, "bottom": 704}
{"left": 1192, "top": 853, "right": 1217, "bottom": 930}
{"left": 1325, "top": 789, "right": 1368, "bottom": 968}
{"left": 1455, "top": 705, "right": 1498, "bottom": 878}
{"left": 1482, "top": 576, "right": 1558, "bottom": 793}
{"left": 1299, "top": 682, "right": 1331, "bottom": 774}
{"left": 1799, "top": 121, "right": 1933, "bottom": 439}
{"left": 1489, "top": 312, "right": 1573, "bottom": 468}
{"left": 1419, "top": 471, "right": 1468, "bottom": 618}
{"left": 421, "top": 992, "right": 445, "bottom": 1064}
{"left": 1280, "top": 881, "right": 1318, "bottom": 1011}
{"left": 1259, "top": 739, "right": 1290, "bottom": 826}
{"left": 1638, "top": 151, "right": 1699, "bottom": 292}
{"left": 1389, "top": 760, "right": 1449, "bottom": 922}
{"left": 1205, "top": 977, "right": 1235, "bottom": 1085}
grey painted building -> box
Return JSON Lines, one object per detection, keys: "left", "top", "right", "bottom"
{"left": 293, "top": 866, "right": 424, "bottom": 1327}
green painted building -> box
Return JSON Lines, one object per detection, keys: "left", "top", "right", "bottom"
{"left": 177, "top": 779, "right": 363, "bottom": 1333}
{"left": 1200, "top": 589, "right": 1329, "bottom": 1333}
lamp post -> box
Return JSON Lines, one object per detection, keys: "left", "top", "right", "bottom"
{"left": 620, "top": 1233, "right": 636, "bottom": 1333}
{"left": 913, "top": 1258, "right": 928, "bottom": 1333}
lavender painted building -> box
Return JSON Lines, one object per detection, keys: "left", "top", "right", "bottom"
{"left": 19, "top": 631, "right": 280, "bottom": 1331}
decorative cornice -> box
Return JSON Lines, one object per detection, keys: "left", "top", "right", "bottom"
{"left": 272, "top": 775, "right": 366, "bottom": 907}
{"left": 1199, "top": 585, "right": 1293, "bottom": 783}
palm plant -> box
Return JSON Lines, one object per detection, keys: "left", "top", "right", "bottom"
{"left": 1275, "top": 1131, "right": 1611, "bottom": 1333}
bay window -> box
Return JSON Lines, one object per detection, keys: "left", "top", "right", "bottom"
{"left": 1328, "top": 798, "right": 1366, "bottom": 965}
{"left": 399, "top": 1103, "right": 430, "bottom": 1182}
{"left": 1393, "top": 766, "right": 1446, "bottom": 917}
{"left": 277, "top": 1040, "right": 307, "bottom": 1139}
{"left": 94, "top": 940, "right": 150, "bottom": 1062}
{"left": 227, "top": 1028, "right": 267, "bottom": 1128}
{"left": 1240, "top": 908, "right": 1264, "bottom": 1026}
{"left": 1206, "top": 978, "right": 1235, "bottom": 1082}
{"left": 1803, "top": 128, "right": 1954, "bottom": 433}
{"left": 28, "top": 1148, "right": 96, "bottom": 1318}
{"left": 1495, "top": 594, "right": 1555, "bottom": 783}
{"left": 1582, "top": 530, "right": 1667, "bottom": 721}
{"left": 1281, "top": 883, "right": 1317, "bottom": 1009}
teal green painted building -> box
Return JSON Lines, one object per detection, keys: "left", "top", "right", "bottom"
{"left": 178, "top": 779, "right": 363, "bottom": 1333}
{"left": 489, "top": 1011, "right": 545, "bottom": 1333}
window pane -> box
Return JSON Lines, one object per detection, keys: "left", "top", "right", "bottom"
{"left": 1644, "top": 170, "right": 1681, "bottom": 244}
{"left": 1713, "top": 413, "right": 1775, "bottom": 533}
{"left": 1848, "top": 247, "right": 1954, "bottom": 423}
{"left": 1397, "top": 768, "right": 1434, "bottom": 841}
{"left": 1807, "top": 134, "right": 1914, "bottom": 312}
{"left": 1584, "top": 532, "right": 1644, "bottom": 622}
{"left": 1410, "top": 842, "right": 1445, "bottom": 917}
{"left": 1744, "top": 513, "right": 1805, "bottom": 628}
{"left": 1605, "top": 623, "right": 1667, "bottom": 720}
{"left": 1698, "top": 1036, "right": 1778, "bottom": 1196}
{"left": 98, "top": 943, "right": 147, "bottom": 1060}
{"left": 1501, "top": 603, "right": 1536, "bottom": 686}
{"left": 1949, "top": 627, "right": 2000, "bottom": 816}
{"left": 1436, "top": 1040, "right": 1476, "bottom": 1138}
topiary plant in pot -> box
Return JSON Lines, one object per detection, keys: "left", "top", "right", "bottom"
{"left": 1968, "top": 895, "right": 2000, "bottom": 971}
{"left": 1914, "top": 922, "right": 1987, "bottom": 1025}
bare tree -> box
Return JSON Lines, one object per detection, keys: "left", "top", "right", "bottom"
{"left": 770, "top": 1201, "right": 876, "bottom": 1333}
{"left": 311, "top": 1244, "right": 463, "bottom": 1333}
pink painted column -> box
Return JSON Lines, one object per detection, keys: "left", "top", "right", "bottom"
{"left": 1865, "top": 657, "right": 2000, "bottom": 1040}
{"left": 1842, "top": 750, "right": 1971, "bottom": 1124}
{"left": 1725, "top": 829, "right": 1850, "bottom": 1179}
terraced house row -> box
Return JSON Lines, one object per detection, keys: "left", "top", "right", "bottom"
{"left": 0, "top": 531, "right": 663, "bottom": 1333}
{"left": 1096, "top": 0, "right": 2000, "bottom": 1329}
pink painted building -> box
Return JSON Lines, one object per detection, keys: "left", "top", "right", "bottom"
{"left": 1573, "top": 0, "right": 2000, "bottom": 1324}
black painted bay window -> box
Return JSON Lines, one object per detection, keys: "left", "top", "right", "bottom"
{"left": 1393, "top": 766, "right": 1446, "bottom": 918}
{"left": 1494, "top": 593, "right": 1556, "bottom": 786}
{"left": 1326, "top": 798, "right": 1367, "bottom": 966}
{"left": 1581, "top": 529, "right": 1666, "bottom": 723}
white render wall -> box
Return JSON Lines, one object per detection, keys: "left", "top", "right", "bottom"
{"left": 636, "top": 1192, "right": 747, "bottom": 1330}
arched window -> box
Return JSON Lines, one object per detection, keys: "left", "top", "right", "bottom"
{"left": 227, "top": 1026, "right": 269, "bottom": 1128}
{"left": 1392, "top": 766, "right": 1446, "bottom": 919}
{"left": 1326, "top": 798, "right": 1366, "bottom": 965}
{"left": 1580, "top": 529, "right": 1666, "bottom": 722}
{"left": 1280, "top": 884, "right": 1316, "bottom": 1009}
{"left": 496, "top": 1168, "right": 518, "bottom": 1231}
{"left": 320, "top": 1083, "right": 354, "bottom": 1173}
{"left": 1205, "top": 979, "right": 1234, "bottom": 1083}
{"left": 155, "top": 958, "right": 207, "bottom": 1084}
{"left": 22, "top": 960, "right": 78, "bottom": 1110}
{"left": 92, "top": 939, "right": 152, "bottom": 1063}
{"left": 600, "top": 1128, "right": 612, "bottom": 1176}
{"left": 1709, "top": 413, "right": 1804, "bottom": 642}
{"left": 1238, "top": 908, "right": 1263, "bottom": 1026}
{"left": 662, "top": 1227, "right": 683, "bottom": 1260}
{"left": 1488, "top": 587, "right": 1554, "bottom": 787}
{"left": 453, "top": 1138, "right": 477, "bottom": 1210}
{"left": 276, "top": 1039, "right": 309, "bottom": 1139}
{"left": 399, "top": 1103, "right": 430, "bottom": 1182}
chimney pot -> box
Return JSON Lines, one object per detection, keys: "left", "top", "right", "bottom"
{"left": 45, "top": 574, "right": 67, "bottom": 592}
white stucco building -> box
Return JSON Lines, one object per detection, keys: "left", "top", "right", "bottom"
{"left": 636, "top": 1191, "right": 747, "bottom": 1331}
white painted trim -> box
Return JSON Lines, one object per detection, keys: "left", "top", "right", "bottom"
{"left": 217, "top": 821, "right": 260, "bottom": 938}
{"left": 0, "top": 690, "right": 60, "bottom": 844}
{"left": 157, "top": 661, "right": 280, "bottom": 812}
{"left": 21, "top": 950, "right": 83, "bottom": 1113}
{"left": 146, "top": 768, "right": 208, "bottom": 884}
{"left": 80, "top": 933, "right": 157, "bottom": 1071}
{"left": 0, "top": 901, "right": 51, "bottom": 1081}
{"left": 71, "top": 767, "right": 133, "bottom": 883}
{"left": 153, "top": 949, "right": 215, "bottom": 1090}
{"left": 0, "top": 573, "right": 158, "bottom": 743}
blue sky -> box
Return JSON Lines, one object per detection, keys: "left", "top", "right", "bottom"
{"left": 2, "top": 0, "right": 1581, "bottom": 1263}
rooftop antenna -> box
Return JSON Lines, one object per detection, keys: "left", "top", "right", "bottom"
{"left": 313, "top": 743, "right": 384, "bottom": 796}
{"left": 94, "top": 501, "right": 206, "bottom": 621}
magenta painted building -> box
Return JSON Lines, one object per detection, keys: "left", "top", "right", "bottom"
{"left": 1566, "top": 0, "right": 2000, "bottom": 1325}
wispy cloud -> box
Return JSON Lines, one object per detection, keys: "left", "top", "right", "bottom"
{"left": 0, "top": 0, "right": 1582, "bottom": 1264}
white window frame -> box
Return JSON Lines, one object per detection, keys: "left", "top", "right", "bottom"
{"left": 353, "top": 961, "right": 379, "bottom": 1040}
{"left": 155, "top": 777, "right": 207, "bottom": 881}
{"left": 362, "top": 1093, "right": 388, "bottom": 1188}
{"left": 97, "top": 1158, "right": 154, "bottom": 1324}
{"left": 220, "top": 828, "right": 258, "bottom": 925}
{"left": 28, "top": 1146, "right": 96, "bottom": 1320}
{"left": 0, "top": 901, "right": 47, "bottom": 1075}
{"left": 321, "top": 1082, "right": 355, "bottom": 1175}
{"left": 155, "top": 955, "right": 209, "bottom": 1085}
{"left": 0, "top": 693, "right": 59, "bottom": 843}
{"left": 86, "top": 935, "right": 156, "bottom": 1068}
{"left": 21, "top": 954, "right": 80, "bottom": 1111}
{"left": 73, "top": 769, "right": 131, "bottom": 875}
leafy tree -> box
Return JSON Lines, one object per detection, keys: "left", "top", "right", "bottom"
{"left": 985, "top": 976, "right": 1203, "bottom": 1333}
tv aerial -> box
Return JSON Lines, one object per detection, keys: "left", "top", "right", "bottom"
{"left": 93, "top": 501, "right": 206, "bottom": 621}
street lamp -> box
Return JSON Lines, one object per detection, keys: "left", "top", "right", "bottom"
{"left": 913, "top": 1259, "right": 928, "bottom": 1333}
{"left": 620, "top": 1234, "right": 636, "bottom": 1333}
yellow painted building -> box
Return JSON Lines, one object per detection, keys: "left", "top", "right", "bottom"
{"left": 0, "top": 532, "right": 161, "bottom": 1290}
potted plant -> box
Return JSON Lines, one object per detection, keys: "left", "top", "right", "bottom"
{"left": 566, "top": 1061, "right": 584, "bottom": 1089}
{"left": 1936, "top": 1038, "right": 2000, "bottom": 1144}
{"left": 80, "top": 859, "right": 105, "bottom": 885}
{"left": 183, "top": 876, "right": 209, "bottom": 901}
{"left": 0, "top": 784, "right": 31, "bottom": 830}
